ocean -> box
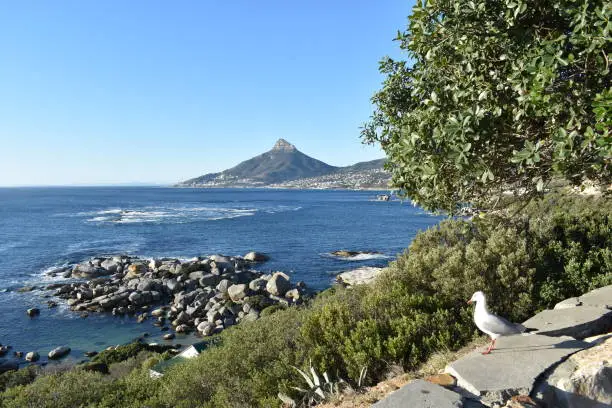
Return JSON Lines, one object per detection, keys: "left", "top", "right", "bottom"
{"left": 0, "top": 187, "right": 442, "bottom": 364}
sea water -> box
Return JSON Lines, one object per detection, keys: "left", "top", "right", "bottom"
{"left": 0, "top": 187, "right": 442, "bottom": 362}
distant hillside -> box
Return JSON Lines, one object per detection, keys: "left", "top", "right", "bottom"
{"left": 339, "top": 158, "right": 386, "bottom": 173}
{"left": 177, "top": 139, "right": 389, "bottom": 189}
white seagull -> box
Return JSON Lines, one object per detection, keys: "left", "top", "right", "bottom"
{"left": 467, "top": 291, "right": 528, "bottom": 355}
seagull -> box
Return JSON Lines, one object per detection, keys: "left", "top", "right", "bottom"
{"left": 467, "top": 291, "right": 528, "bottom": 355}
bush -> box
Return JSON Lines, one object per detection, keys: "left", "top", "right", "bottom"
{"left": 0, "top": 365, "right": 38, "bottom": 392}
{"left": 1, "top": 194, "right": 609, "bottom": 408}
{"left": 92, "top": 342, "right": 173, "bottom": 366}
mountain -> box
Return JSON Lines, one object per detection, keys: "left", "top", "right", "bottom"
{"left": 177, "top": 139, "right": 389, "bottom": 189}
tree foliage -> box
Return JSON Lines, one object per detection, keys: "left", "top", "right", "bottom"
{"left": 363, "top": 0, "right": 611, "bottom": 213}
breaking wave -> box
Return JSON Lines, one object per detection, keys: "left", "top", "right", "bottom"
{"left": 69, "top": 204, "right": 302, "bottom": 225}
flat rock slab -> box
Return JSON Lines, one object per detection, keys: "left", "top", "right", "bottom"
{"left": 554, "top": 285, "right": 612, "bottom": 310}
{"left": 445, "top": 334, "right": 589, "bottom": 407}
{"left": 336, "top": 267, "right": 383, "bottom": 286}
{"left": 372, "top": 379, "right": 485, "bottom": 408}
{"left": 523, "top": 307, "right": 612, "bottom": 339}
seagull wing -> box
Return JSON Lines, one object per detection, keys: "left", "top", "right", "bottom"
{"left": 480, "top": 313, "right": 525, "bottom": 335}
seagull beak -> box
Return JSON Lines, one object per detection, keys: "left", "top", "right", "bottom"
{"left": 467, "top": 299, "right": 473, "bottom": 305}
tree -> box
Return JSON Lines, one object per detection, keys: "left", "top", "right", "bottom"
{"left": 362, "top": 0, "right": 611, "bottom": 213}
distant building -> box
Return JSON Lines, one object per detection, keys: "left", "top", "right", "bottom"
{"left": 149, "top": 342, "right": 207, "bottom": 378}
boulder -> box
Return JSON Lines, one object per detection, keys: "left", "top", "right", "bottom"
{"left": 554, "top": 285, "right": 612, "bottom": 310}
{"left": 48, "top": 346, "right": 71, "bottom": 359}
{"left": 124, "top": 264, "right": 147, "bottom": 280}
{"left": 372, "top": 379, "right": 484, "bottom": 408}
{"left": 523, "top": 307, "right": 612, "bottom": 339}
{"left": 244, "top": 251, "right": 270, "bottom": 262}
{"left": 151, "top": 308, "right": 165, "bottom": 317}
{"left": 228, "top": 284, "right": 249, "bottom": 302}
{"left": 248, "top": 278, "right": 267, "bottom": 292}
{"left": 445, "top": 334, "right": 589, "bottom": 407}
{"left": 26, "top": 308, "right": 40, "bottom": 317}
{"left": 266, "top": 272, "right": 291, "bottom": 297}
{"left": 216, "top": 279, "right": 231, "bottom": 298}
{"left": 534, "top": 336, "right": 612, "bottom": 408}
{"left": 136, "top": 279, "right": 154, "bottom": 292}
{"left": 128, "top": 291, "right": 144, "bottom": 305}
{"left": 101, "top": 259, "right": 120, "bottom": 273}
{"left": 77, "top": 289, "right": 93, "bottom": 301}
{"left": 197, "top": 321, "right": 215, "bottom": 336}
{"left": 72, "top": 263, "right": 108, "bottom": 278}
{"left": 336, "top": 266, "right": 384, "bottom": 286}
{"left": 175, "top": 324, "right": 189, "bottom": 333}
{"left": 285, "top": 288, "right": 300, "bottom": 301}
{"left": 149, "top": 259, "right": 162, "bottom": 270}
{"left": 189, "top": 271, "right": 205, "bottom": 281}
{"left": 25, "top": 351, "right": 40, "bottom": 362}
{"left": 198, "top": 274, "right": 222, "bottom": 288}
{"left": 163, "top": 333, "right": 175, "bottom": 340}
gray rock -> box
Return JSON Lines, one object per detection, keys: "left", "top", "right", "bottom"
{"left": 77, "top": 289, "right": 93, "bottom": 301}
{"left": 165, "top": 279, "right": 183, "bottom": 293}
{"left": 72, "top": 263, "right": 108, "bottom": 278}
{"left": 523, "top": 307, "right": 612, "bottom": 339}
{"left": 149, "top": 259, "right": 162, "bottom": 270}
{"left": 48, "top": 346, "right": 71, "bottom": 359}
{"left": 207, "top": 310, "right": 221, "bottom": 323}
{"left": 554, "top": 285, "right": 612, "bottom": 310}
{"left": 285, "top": 288, "right": 300, "bottom": 301}
{"left": 248, "top": 278, "right": 267, "bottom": 292}
{"left": 372, "top": 379, "right": 483, "bottom": 408}
{"left": 534, "top": 336, "right": 612, "bottom": 408}
{"left": 242, "top": 309, "right": 260, "bottom": 323}
{"left": 197, "top": 321, "right": 215, "bottom": 336}
{"left": 25, "top": 351, "right": 39, "bottom": 362}
{"left": 445, "top": 334, "right": 589, "bottom": 406}
{"left": 163, "top": 333, "right": 175, "bottom": 340}
{"left": 189, "top": 271, "right": 205, "bottom": 281}
{"left": 124, "top": 263, "right": 147, "bottom": 280}
{"left": 26, "top": 308, "right": 40, "bottom": 317}
{"left": 136, "top": 279, "right": 154, "bottom": 292}
{"left": 185, "top": 303, "right": 203, "bottom": 317}
{"left": 227, "top": 284, "right": 249, "bottom": 302}
{"left": 209, "top": 255, "right": 231, "bottom": 264}
{"left": 175, "top": 324, "right": 189, "bottom": 333}
{"left": 101, "top": 259, "right": 120, "bottom": 273}
{"left": 175, "top": 311, "right": 189, "bottom": 324}
{"left": 244, "top": 251, "right": 270, "bottom": 262}
{"left": 199, "top": 273, "right": 222, "bottom": 288}
{"left": 128, "top": 291, "right": 144, "bottom": 305}
{"left": 216, "top": 279, "right": 230, "bottom": 298}
{"left": 266, "top": 272, "right": 291, "bottom": 296}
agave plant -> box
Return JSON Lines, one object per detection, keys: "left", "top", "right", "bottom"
{"left": 279, "top": 361, "right": 344, "bottom": 407}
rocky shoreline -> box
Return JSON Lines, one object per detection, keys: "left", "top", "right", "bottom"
{"left": 48, "top": 252, "right": 309, "bottom": 334}
{"left": 1, "top": 252, "right": 310, "bottom": 371}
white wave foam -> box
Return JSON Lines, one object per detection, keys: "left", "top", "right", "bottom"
{"left": 78, "top": 204, "right": 301, "bottom": 225}
{"left": 323, "top": 252, "right": 392, "bottom": 261}
{"left": 0, "top": 242, "right": 19, "bottom": 253}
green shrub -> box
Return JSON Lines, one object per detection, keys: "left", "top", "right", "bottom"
{"left": 92, "top": 342, "right": 173, "bottom": 366}
{"left": 0, "top": 365, "right": 38, "bottom": 392}
{"left": 1, "top": 194, "right": 608, "bottom": 408}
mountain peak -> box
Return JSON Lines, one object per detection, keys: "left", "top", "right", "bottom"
{"left": 272, "top": 139, "right": 296, "bottom": 152}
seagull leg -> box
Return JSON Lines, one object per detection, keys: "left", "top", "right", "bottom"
{"left": 481, "top": 339, "right": 496, "bottom": 355}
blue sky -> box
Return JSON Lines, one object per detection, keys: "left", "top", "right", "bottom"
{"left": 0, "top": 0, "right": 414, "bottom": 186}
